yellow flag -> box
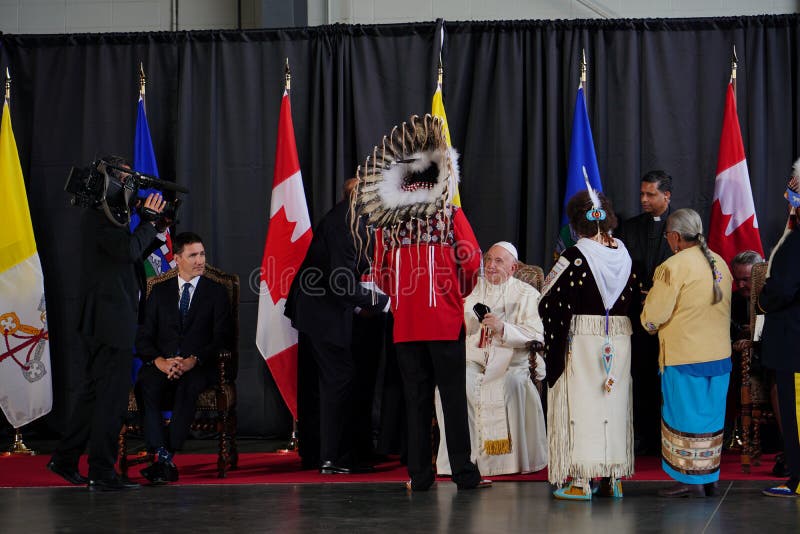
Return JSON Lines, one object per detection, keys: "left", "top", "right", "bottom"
{"left": 0, "top": 97, "right": 52, "bottom": 428}
{"left": 431, "top": 84, "right": 461, "bottom": 207}
{"left": 0, "top": 100, "right": 37, "bottom": 271}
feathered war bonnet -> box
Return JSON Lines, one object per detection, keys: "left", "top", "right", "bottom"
{"left": 350, "top": 114, "right": 460, "bottom": 245}
{"left": 785, "top": 157, "right": 800, "bottom": 208}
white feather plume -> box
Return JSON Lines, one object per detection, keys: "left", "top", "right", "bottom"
{"left": 582, "top": 166, "right": 600, "bottom": 209}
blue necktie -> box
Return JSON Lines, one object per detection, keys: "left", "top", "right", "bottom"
{"left": 179, "top": 282, "right": 191, "bottom": 322}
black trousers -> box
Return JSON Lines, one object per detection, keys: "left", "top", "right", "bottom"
{"left": 306, "top": 335, "right": 357, "bottom": 464}
{"left": 297, "top": 333, "right": 321, "bottom": 467}
{"left": 395, "top": 331, "right": 480, "bottom": 490}
{"left": 52, "top": 337, "right": 132, "bottom": 480}
{"left": 136, "top": 363, "right": 217, "bottom": 452}
{"left": 775, "top": 371, "right": 800, "bottom": 488}
{"left": 631, "top": 329, "right": 662, "bottom": 452}
{"left": 349, "top": 314, "right": 384, "bottom": 462}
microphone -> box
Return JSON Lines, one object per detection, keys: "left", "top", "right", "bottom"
{"left": 134, "top": 172, "right": 190, "bottom": 194}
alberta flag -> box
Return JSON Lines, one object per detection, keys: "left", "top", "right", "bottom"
{"left": 555, "top": 87, "right": 602, "bottom": 254}
{"left": 0, "top": 94, "right": 52, "bottom": 428}
{"left": 131, "top": 94, "right": 173, "bottom": 276}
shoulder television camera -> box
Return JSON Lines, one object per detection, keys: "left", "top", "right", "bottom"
{"left": 64, "top": 157, "right": 189, "bottom": 227}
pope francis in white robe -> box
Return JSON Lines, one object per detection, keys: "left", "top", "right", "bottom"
{"left": 436, "top": 242, "right": 548, "bottom": 476}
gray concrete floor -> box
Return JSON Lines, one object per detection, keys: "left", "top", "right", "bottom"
{"left": 1, "top": 479, "right": 798, "bottom": 533}
{"left": 3, "top": 438, "right": 797, "bottom": 533}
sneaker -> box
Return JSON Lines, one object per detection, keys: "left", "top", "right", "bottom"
{"left": 553, "top": 481, "right": 592, "bottom": 501}
{"left": 762, "top": 481, "right": 800, "bottom": 498}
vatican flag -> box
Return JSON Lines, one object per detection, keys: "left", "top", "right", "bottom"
{"left": 431, "top": 81, "right": 461, "bottom": 207}
{"left": 0, "top": 95, "right": 52, "bottom": 428}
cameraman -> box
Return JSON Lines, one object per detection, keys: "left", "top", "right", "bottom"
{"left": 48, "top": 155, "right": 168, "bottom": 491}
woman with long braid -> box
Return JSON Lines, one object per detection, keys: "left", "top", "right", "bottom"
{"left": 641, "top": 208, "right": 732, "bottom": 497}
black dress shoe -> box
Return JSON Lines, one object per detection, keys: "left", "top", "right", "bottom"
{"left": 319, "top": 461, "right": 352, "bottom": 474}
{"left": 164, "top": 462, "right": 179, "bottom": 482}
{"left": 141, "top": 462, "right": 168, "bottom": 485}
{"left": 704, "top": 481, "right": 719, "bottom": 497}
{"left": 88, "top": 476, "right": 141, "bottom": 492}
{"left": 47, "top": 460, "right": 88, "bottom": 485}
{"left": 658, "top": 483, "right": 706, "bottom": 498}
{"left": 773, "top": 454, "right": 790, "bottom": 478}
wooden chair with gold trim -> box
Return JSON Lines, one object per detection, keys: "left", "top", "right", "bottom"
{"left": 515, "top": 261, "right": 546, "bottom": 394}
{"left": 118, "top": 264, "right": 239, "bottom": 478}
{"left": 737, "top": 261, "right": 777, "bottom": 472}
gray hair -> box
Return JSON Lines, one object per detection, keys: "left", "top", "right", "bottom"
{"left": 731, "top": 250, "right": 763, "bottom": 267}
{"left": 666, "top": 208, "right": 723, "bottom": 304}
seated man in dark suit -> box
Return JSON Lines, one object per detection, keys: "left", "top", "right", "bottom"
{"left": 135, "top": 232, "right": 231, "bottom": 484}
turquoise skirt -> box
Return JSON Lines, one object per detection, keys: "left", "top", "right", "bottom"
{"left": 660, "top": 366, "right": 729, "bottom": 484}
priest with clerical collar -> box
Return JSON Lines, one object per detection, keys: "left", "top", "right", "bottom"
{"left": 615, "top": 169, "right": 676, "bottom": 457}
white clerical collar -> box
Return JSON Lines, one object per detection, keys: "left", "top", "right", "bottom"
{"left": 653, "top": 215, "right": 661, "bottom": 221}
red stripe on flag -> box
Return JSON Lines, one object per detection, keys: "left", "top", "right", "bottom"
{"left": 266, "top": 345, "right": 298, "bottom": 419}
{"left": 273, "top": 93, "right": 301, "bottom": 187}
{"left": 715, "top": 83, "right": 746, "bottom": 174}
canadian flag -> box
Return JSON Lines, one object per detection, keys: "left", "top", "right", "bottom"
{"left": 256, "top": 90, "right": 312, "bottom": 419}
{"left": 708, "top": 83, "right": 764, "bottom": 266}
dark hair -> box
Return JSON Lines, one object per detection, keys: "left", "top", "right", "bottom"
{"left": 100, "top": 154, "right": 131, "bottom": 167}
{"left": 99, "top": 155, "right": 132, "bottom": 180}
{"left": 566, "top": 190, "right": 618, "bottom": 238}
{"left": 173, "top": 232, "right": 204, "bottom": 255}
{"left": 641, "top": 170, "right": 672, "bottom": 194}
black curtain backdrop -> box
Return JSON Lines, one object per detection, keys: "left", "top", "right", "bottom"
{"left": 1, "top": 15, "right": 799, "bottom": 437}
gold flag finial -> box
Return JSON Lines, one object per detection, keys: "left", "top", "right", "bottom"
{"left": 284, "top": 58, "right": 291, "bottom": 92}
{"left": 4, "top": 67, "right": 10, "bottom": 101}
{"left": 731, "top": 45, "right": 738, "bottom": 82}
{"left": 438, "top": 55, "right": 443, "bottom": 87}
{"left": 580, "top": 49, "right": 587, "bottom": 86}
{"left": 139, "top": 62, "right": 146, "bottom": 97}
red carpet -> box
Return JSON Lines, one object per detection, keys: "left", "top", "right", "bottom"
{"left": 0, "top": 451, "right": 782, "bottom": 488}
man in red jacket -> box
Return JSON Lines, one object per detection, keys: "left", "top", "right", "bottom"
{"left": 353, "top": 114, "right": 488, "bottom": 491}
{"left": 375, "top": 207, "right": 485, "bottom": 491}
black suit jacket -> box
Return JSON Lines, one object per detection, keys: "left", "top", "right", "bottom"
{"left": 135, "top": 275, "right": 232, "bottom": 366}
{"left": 616, "top": 206, "right": 674, "bottom": 290}
{"left": 77, "top": 208, "right": 161, "bottom": 349}
{"left": 760, "top": 230, "right": 800, "bottom": 372}
{"left": 284, "top": 200, "right": 389, "bottom": 348}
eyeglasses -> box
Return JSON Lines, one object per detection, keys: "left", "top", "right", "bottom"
{"left": 663, "top": 231, "right": 675, "bottom": 238}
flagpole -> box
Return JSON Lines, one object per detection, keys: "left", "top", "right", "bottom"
{"left": 2, "top": 69, "right": 37, "bottom": 457}
{"left": 139, "top": 61, "right": 146, "bottom": 100}
{"left": 274, "top": 56, "right": 300, "bottom": 455}
{"left": 580, "top": 48, "right": 587, "bottom": 97}
{"left": 730, "top": 45, "right": 738, "bottom": 95}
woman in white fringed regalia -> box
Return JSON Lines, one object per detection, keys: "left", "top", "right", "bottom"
{"left": 539, "top": 190, "right": 638, "bottom": 500}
